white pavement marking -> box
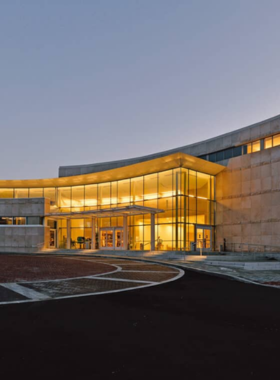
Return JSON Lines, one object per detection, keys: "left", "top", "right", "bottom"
{"left": 1, "top": 283, "right": 50, "bottom": 300}
{"left": 89, "top": 276, "right": 157, "bottom": 284}
{"left": 120, "top": 270, "right": 176, "bottom": 273}
{"left": 0, "top": 258, "right": 185, "bottom": 305}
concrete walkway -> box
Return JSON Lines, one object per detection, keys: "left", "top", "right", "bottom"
{"left": 40, "top": 248, "right": 280, "bottom": 288}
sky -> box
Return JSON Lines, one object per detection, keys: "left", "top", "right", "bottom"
{"left": 1, "top": 0, "right": 280, "bottom": 179}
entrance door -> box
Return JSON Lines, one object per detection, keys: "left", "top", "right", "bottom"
{"left": 50, "top": 229, "right": 56, "bottom": 248}
{"left": 115, "top": 229, "right": 124, "bottom": 249}
{"left": 196, "top": 226, "right": 212, "bottom": 251}
{"left": 100, "top": 227, "right": 124, "bottom": 250}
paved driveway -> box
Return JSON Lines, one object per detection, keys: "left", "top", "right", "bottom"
{"left": 1, "top": 255, "right": 280, "bottom": 379}
{"left": 0, "top": 255, "right": 183, "bottom": 304}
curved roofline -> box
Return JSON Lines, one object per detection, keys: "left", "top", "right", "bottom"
{"left": 0, "top": 153, "right": 224, "bottom": 188}
{"left": 59, "top": 113, "right": 280, "bottom": 177}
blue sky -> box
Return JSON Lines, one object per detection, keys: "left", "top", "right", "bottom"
{"left": 1, "top": 0, "right": 280, "bottom": 179}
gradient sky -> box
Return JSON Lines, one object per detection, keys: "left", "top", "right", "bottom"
{"left": 1, "top": 0, "right": 280, "bottom": 179}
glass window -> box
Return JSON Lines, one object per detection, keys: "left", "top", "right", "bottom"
{"left": 57, "top": 187, "right": 71, "bottom": 210}
{"left": 111, "top": 182, "right": 118, "bottom": 205}
{"left": 264, "top": 137, "right": 272, "bottom": 149}
{"left": 71, "top": 219, "right": 84, "bottom": 228}
{"left": 98, "top": 183, "right": 111, "bottom": 206}
{"left": 197, "top": 199, "right": 210, "bottom": 224}
{"left": 159, "top": 170, "right": 173, "bottom": 198}
{"left": 252, "top": 140, "right": 261, "bottom": 152}
{"left": 27, "top": 217, "right": 42, "bottom": 225}
{"left": 144, "top": 174, "right": 158, "bottom": 200}
{"left": 44, "top": 188, "right": 56, "bottom": 205}
{"left": 129, "top": 225, "right": 144, "bottom": 250}
{"left": 197, "top": 173, "right": 211, "bottom": 199}
{"left": 188, "top": 197, "right": 197, "bottom": 224}
{"left": 199, "top": 155, "right": 208, "bottom": 160}
{"left": 273, "top": 134, "right": 280, "bottom": 147}
{"left": 29, "top": 188, "right": 43, "bottom": 198}
{"left": 131, "top": 177, "right": 143, "bottom": 204}
{"left": 188, "top": 171, "right": 196, "bottom": 197}
{"left": 85, "top": 184, "right": 97, "bottom": 207}
{"left": 118, "top": 179, "right": 130, "bottom": 204}
{"left": 224, "top": 148, "right": 233, "bottom": 159}
{"left": 13, "top": 217, "right": 26, "bottom": 225}
{"left": 233, "top": 146, "right": 242, "bottom": 157}
{"left": 47, "top": 220, "right": 57, "bottom": 229}
{"left": 0, "top": 217, "right": 13, "bottom": 225}
{"left": 216, "top": 151, "right": 224, "bottom": 161}
{"left": 72, "top": 186, "right": 85, "bottom": 209}
{"left": 247, "top": 143, "right": 252, "bottom": 154}
{"left": 209, "top": 153, "right": 216, "bottom": 162}
{"left": 14, "top": 189, "right": 28, "bottom": 198}
{"left": 0, "top": 188, "right": 14, "bottom": 198}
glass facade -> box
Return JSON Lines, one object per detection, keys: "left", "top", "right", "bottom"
{"left": 0, "top": 168, "right": 215, "bottom": 251}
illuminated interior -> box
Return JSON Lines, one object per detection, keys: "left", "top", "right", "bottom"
{"left": 0, "top": 153, "right": 224, "bottom": 251}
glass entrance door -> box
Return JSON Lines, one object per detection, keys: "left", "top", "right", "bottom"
{"left": 100, "top": 227, "right": 124, "bottom": 250}
{"left": 115, "top": 229, "right": 124, "bottom": 249}
{"left": 196, "top": 226, "right": 212, "bottom": 251}
{"left": 50, "top": 229, "right": 56, "bottom": 248}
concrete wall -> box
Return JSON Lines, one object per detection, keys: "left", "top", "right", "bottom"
{"left": 0, "top": 198, "right": 50, "bottom": 216}
{"left": 0, "top": 198, "right": 50, "bottom": 253}
{"left": 59, "top": 114, "right": 280, "bottom": 177}
{"left": 0, "top": 226, "right": 49, "bottom": 253}
{"left": 216, "top": 144, "right": 280, "bottom": 251}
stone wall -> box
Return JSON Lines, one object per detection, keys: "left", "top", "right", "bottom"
{"left": 216, "top": 145, "right": 280, "bottom": 251}
{"left": 0, "top": 226, "right": 49, "bottom": 253}
{"left": 0, "top": 198, "right": 50, "bottom": 216}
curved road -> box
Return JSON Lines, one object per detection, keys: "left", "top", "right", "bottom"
{"left": 0, "top": 255, "right": 279, "bottom": 379}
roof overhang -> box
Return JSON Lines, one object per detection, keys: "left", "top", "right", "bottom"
{"left": 0, "top": 152, "right": 225, "bottom": 188}
{"left": 46, "top": 205, "right": 164, "bottom": 219}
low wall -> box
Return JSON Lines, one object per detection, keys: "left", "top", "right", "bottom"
{"left": 0, "top": 226, "right": 49, "bottom": 253}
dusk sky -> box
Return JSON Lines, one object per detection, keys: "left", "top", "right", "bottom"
{"left": 1, "top": 0, "right": 280, "bottom": 179}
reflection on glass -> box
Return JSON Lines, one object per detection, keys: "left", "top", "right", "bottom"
{"left": 273, "top": 134, "right": 280, "bottom": 147}
{"left": 118, "top": 179, "right": 130, "bottom": 204}
{"left": 252, "top": 140, "right": 260, "bottom": 153}
{"left": 0, "top": 189, "right": 13, "bottom": 198}
{"left": 144, "top": 174, "right": 158, "bottom": 200}
{"left": 264, "top": 137, "right": 272, "bottom": 149}
{"left": 72, "top": 186, "right": 85, "bottom": 208}
{"left": 159, "top": 170, "right": 173, "bottom": 197}
{"left": 14, "top": 189, "right": 28, "bottom": 198}
{"left": 131, "top": 177, "right": 143, "bottom": 203}
{"left": 85, "top": 184, "right": 97, "bottom": 207}
{"left": 57, "top": 187, "right": 71, "bottom": 210}
{"left": 29, "top": 188, "right": 43, "bottom": 198}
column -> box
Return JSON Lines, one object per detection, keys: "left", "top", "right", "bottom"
{"left": 67, "top": 219, "right": 71, "bottom": 249}
{"left": 123, "top": 215, "right": 128, "bottom": 250}
{"left": 150, "top": 213, "right": 155, "bottom": 251}
{"left": 91, "top": 217, "right": 96, "bottom": 250}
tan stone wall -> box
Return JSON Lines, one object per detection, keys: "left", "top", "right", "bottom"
{"left": 216, "top": 145, "right": 280, "bottom": 251}
{"left": 0, "top": 226, "right": 49, "bottom": 253}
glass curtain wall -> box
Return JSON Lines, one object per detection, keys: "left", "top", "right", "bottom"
{"left": 2, "top": 168, "right": 216, "bottom": 250}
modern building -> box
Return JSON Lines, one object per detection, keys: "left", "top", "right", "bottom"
{"left": 1, "top": 114, "right": 280, "bottom": 253}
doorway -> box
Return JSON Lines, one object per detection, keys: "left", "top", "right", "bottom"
{"left": 50, "top": 229, "right": 57, "bottom": 248}
{"left": 100, "top": 227, "right": 124, "bottom": 250}
{"left": 196, "top": 226, "right": 212, "bottom": 251}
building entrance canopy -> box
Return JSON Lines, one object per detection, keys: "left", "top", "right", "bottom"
{"left": 45, "top": 205, "right": 164, "bottom": 219}
{"left": 46, "top": 205, "right": 164, "bottom": 251}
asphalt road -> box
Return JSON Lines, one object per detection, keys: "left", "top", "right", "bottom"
{"left": 0, "top": 268, "right": 279, "bottom": 379}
